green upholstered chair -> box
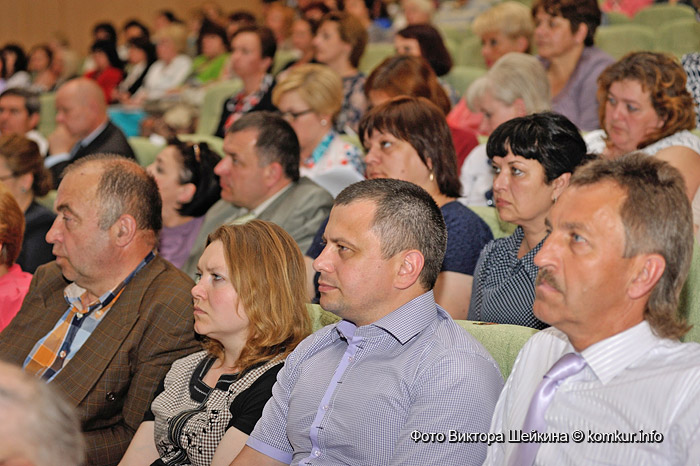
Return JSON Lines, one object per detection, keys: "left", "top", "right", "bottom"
{"left": 196, "top": 79, "right": 243, "bottom": 135}
{"left": 305, "top": 304, "right": 536, "bottom": 379}
{"left": 456, "top": 321, "right": 538, "bottom": 379}
{"left": 605, "top": 11, "right": 633, "bottom": 25}
{"left": 272, "top": 49, "right": 299, "bottom": 75}
{"left": 437, "top": 25, "right": 474, "bottom": 47}
{"left": 443, "top": 66, "right": 487, "bottom": 97}
{"left": 654, "top": 19, "right": 700, "bottom": 59}
{"left": 36, "top": 189, "right": 57, "bottom": 211}
{"left": 177, "top": 133, "right": 225, "bottom": 158}
{"left": 455, "top": 35, "right": 486, "bottom": 68}
{"left": 679, "top": 244, "right": 700, "bottom": 344}
{"left": 38, "top": 92, "right": 57, "bottom": 138}
{"left": 128, "top": 136, "right": 164, "bottom": 167}
{"left": 358, "top": 43, "right": 396, "bottom": 74}
{"left": 469, "top": 205, "right": 517, "bottom": 239}
{"left": 594, "top": 24, "right": 655, "bottom": 60}
{"left": 633, "top": 3, "right": 695, "bottom": 27}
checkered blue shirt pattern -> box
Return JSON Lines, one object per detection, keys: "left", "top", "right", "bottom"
{"left": 247, "top": 291, "right": 505, "bottom": 465}
{"left": 23, "top": 252, "right": 156, "bottom": 381}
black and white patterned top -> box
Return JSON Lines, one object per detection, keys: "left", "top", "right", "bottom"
{"left": 146, "top": 351, "right": 283, "bottom": 466}
{"left": 335, "top": 72, "right": 367, "bottom": 134}
{"left": 467, "top": 226, "right": 548, "bottom": 330}
{"left": 683, "top": 53, "right": 700, "bottom": 129}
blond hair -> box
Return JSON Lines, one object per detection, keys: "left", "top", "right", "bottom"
{"left": 272, "top": 64, "right": 343, "bottom": 118}
{"left": 202, "top": 221, "right": 311, "bottom": 370}
{"left": 473, "top": 1, "right": 534, "bottom": 42}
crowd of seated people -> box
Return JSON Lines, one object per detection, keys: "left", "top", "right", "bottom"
{"left": 1, "top": 0, "right": 700, "bottom": 465}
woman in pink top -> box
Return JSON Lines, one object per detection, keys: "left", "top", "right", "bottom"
{"left": 0, "top": 183, "right": 32, "bottom": 331}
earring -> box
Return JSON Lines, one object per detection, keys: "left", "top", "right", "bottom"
{"left": 320, "top": 119, "right": 328, "bottom": 126}
{"left": 20, "top": 187, "right": 27, "bottom": 194}
{"left": 429, "top": 172, "right": 434, "bottom": 182}
{"left": 553, "top": 196, "right": 557, "bottom": 203}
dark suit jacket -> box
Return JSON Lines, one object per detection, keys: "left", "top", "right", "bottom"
{"left": 16, "top": 201, "right": 56, "bottom": 273}
{"left": 50, "top": 121, "right": 136, "bottom": 188}
{"left": 0, "top": 255, "right": 199, "bottom": 466}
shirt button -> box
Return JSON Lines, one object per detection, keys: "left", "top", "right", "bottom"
{"left": 323, "top": 405, "right": 328, "bottom": 410}
{"left": 106, "top": 392, "right": 116, "bottom": 402}
{"left": 347, "top": 356, "right": 354, "bottom": 362}
{"left": 59, "top": 350, "right": 67, "bottom": 359}
{"left": 314, "top": 450, "right": 321, "bottom": 457}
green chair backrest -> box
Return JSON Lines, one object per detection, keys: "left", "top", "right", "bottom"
{"left": 594, "top": 24, "right": 655, "bottom": 60}
{"left": 605, "top": 11, "right": 633, "bottom": 25}
{"left": 358, "top": 43, "right": 396, "bottom": 74}
{"left": 654, "top": 19, "right": 700, "bottom": 59}
{"left": 128, "top": 136, "right": 164, "bottom": 167}
{"left": 273, "top": 49, "right": 300, "bottom": 75}
{"left": 455, "top": 35, "right": 486, "bottom": 68}
{"left": 469, "top": 205, "right": 517, "bottom": 239}
{"left": 305, "top": 304, "right": 537, "bottom": 379}
{"left": 36, "top": 189, "right": 57, "bottom": 211}
{"left": 443, "top": 65, "right": 487, "bottom": 97}
{"left": 177, "top": 133, "right": 225, "bottom": 158}
{"left": 196, "top": 79, "right": 243, "bottom": 135}
{"left": 633, "top": 3, "right": 695, "bottom": 27}
{"left": 437, "top": 25, "right": 474, "bottom": 47}
{"left": 679, "top": 243, "right": 700, "bottom": 343}
{"left": 38, "top": 92, "right": 57, "bottom": 138}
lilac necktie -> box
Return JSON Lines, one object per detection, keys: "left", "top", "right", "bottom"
{"left": 510, "top": 352, "right": 587, "bottom": 466}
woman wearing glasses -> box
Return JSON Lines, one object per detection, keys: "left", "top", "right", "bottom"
{"left": 272, "top": 63, "right": 364, "bottom": 196}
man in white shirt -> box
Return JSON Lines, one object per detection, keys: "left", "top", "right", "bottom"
{"left": 485, "top": 152, "right": 700, "bottom": 465}
{"left": 0, "top": 88, "right": 48, "bottom": 155}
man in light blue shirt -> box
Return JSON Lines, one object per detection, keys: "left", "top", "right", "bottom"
{"left": 231, "top": 178, "right": 504, "bottom": 466}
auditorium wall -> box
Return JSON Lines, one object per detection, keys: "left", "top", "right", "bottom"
{"left": 0, "top": 0, "right": 261, "bottom": 57}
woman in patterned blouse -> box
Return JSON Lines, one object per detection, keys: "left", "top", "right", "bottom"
{"left": 120, "top": 221, "right": 311, "bottom": 466}
{"left": 468, "top": 112, "right": 591, "bottom": 329}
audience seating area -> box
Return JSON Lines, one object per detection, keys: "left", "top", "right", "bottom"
{"left": 306, "top": 304, "right": 539, "bottom": 379}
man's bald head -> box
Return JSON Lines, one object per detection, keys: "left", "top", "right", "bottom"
{"left": 55, "top": 78, "right": 107, "bottom": 139}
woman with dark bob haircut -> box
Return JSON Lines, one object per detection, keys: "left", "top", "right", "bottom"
{"left": 394, "top": 24, "right": 452, "bottom": 78}
{"left": 469, "top": 112, "right": 593, "bottom": 329}
{"left": 531, "top": 0, "right": 614, "bottom": 131}
{"left": 305, "top": 96, "right": 493, "bottom": 319}
{"left": 146, "top": 139, "right": 221, "bottom": 269}
{"left": 585, "top": 52, "right": 700, "bottom": 241}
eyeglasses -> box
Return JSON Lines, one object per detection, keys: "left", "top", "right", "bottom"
{"left": 280, "top": 108, "right": 314, "bottom": 121}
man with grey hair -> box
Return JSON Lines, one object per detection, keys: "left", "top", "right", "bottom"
{"left": 485, "top": 153, "right": 700, "bottom": 465}
{"left": 0, "top": 155, "right": 199, "bottom": 466}
{"left": 0, "top": 88, "right": 48, "bottom": 155}
{"left": 231, "top": 178, "right": 504, "bottom": 466}
{"left": 0, "top": 360, "right": 85, "bottom": 466}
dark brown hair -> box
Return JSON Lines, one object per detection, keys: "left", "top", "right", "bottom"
{"left": 359, "top": 96, "right": 461, "bottom": 198}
